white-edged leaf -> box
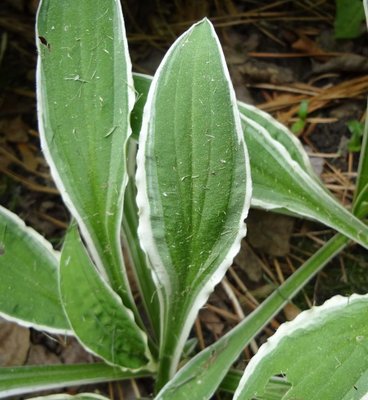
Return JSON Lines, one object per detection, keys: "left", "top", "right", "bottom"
{"left": 242, "top": 114, "right": 368, "bottom": 249}
{"left": 123, "top": 139, "right": 160, "bottom": 338}
{"left": 36, "top": 0, "right": 135, "bottom": 307}
{"left": 59, "top": 225, "right": 154, "bottom": 371}
{"left": 0, "top": 363, "right": 152, "bottom": 399}
{"left": 238, "top": 101, "right": 317, "bottom": 178}
{"left": 234, "top": 294, "right": 368, "bottom": 400}
{"left": 29, "top": 394, "right": 110, "bottom": 400}
{"left": 0, "top": 206, "right": 70, "bottom": 334}
{"left": 136, "top": 19, "right": 251, "bottom": 381}
{"left": 132, "top": 73, "right": 368, "bottom": 248}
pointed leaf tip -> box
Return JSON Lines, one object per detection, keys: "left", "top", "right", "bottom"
{"left": 136, "top": 19, "right": 251, "bottom": 381}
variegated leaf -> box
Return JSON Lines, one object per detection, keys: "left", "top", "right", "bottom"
{"left": 0, "top": 206, "right": 70, "bottom": 334}
{"left": 234, "top": 294, "right": 368, "bottom": 400}
{"left": 136, "top": 19, "right": 251, "bottom": 384}
{"left": 36, "top": 0, "right": 135, "bottom": 308}
{"left": 59, "top": 225, "right": 154, "bottom": 371}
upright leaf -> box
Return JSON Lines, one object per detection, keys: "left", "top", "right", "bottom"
{"left": 0, "top": 206, "right": 70, "bottom": 333}
{"left": 234, "top": 294, "right": 368, "bottom": 400}
{"left": 132, "top": 74, "right": 368, "bottom": 249}
{"left": 59, "top": 225, "right": 153, "bottom": 370}
{"left": 134, "top": 75, "right": 315, "bottom": 177}
{"left": 123, "top": 140, "right": 160, "bottom": 339}
{"left": 131, "top": 74, "right": 151, "bottom": 140}
{"left": 136, "top": 19, "right": 251, "bottom": 385}
{"left": 36, "top": 0, "right": 135, "bottom": 307}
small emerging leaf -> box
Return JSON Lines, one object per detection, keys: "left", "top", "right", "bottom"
{"left": 59, "top": 225, "right": 153, "bottom": 370}
{"left": 347, "top": 120, "right": 364, "bottom": 152}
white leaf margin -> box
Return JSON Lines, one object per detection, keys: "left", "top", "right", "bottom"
{"left": 0, "top": 206, "right": 72, "bottom": 335}
{"left": 58, "top": 230, "right": 156, "bottom": 373}
{"left": 136, "top": 18, "right": 252, "bottom": 377}
{"left": 238, "top": 101, "right": 316, "bottom": 177}
{"left": 29, "top": 394, "right": 109, "bottom": 400}
{"left": 233, "top": 293, "right": 368, "bottom": 399}
{"left": 4, "top": 383, "right": 110, "bottom": 400}
{"left": 241, "top": 113, "right": 321, "bottom": 212}
{"left": 35, "top": 0, "right": 135, "bottom": 283}
{"left": 242, "top": 112, "right": 368, "bottom": 250}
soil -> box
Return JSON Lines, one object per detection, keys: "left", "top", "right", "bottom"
{"left": 0, "top": 0, "right": 367, "bottom": 399}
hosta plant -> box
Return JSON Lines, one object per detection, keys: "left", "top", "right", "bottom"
{"left": 1, "top": 0, "right": 368, "bottom": 399}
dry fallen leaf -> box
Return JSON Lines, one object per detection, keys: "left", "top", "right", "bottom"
{"left": 17, "top": 142, "right": 39, "bottom": 171}
{"left": 0, "top": 116, "right": 30, "bottom": 143}
{"left": 26, "top": 344, "right": 61, "bottom": 365}
{"left": 60, "top": 337, "right": 95, "bottom": 364}
{"left": 312, "top": 54, "right": 368, "bottom": 75}
{"left": 239, "top": 59, "right": 294, "bottom": 84}
{"left": 246, "top": 210, "right": 294, "bottom": 257}
{"left": 199, "top": 308, "right": 225, "bottom": 337}
{"left": 283, "top": 302, "right": 302, "bottom": 321}
{"left": 0, "top": 317, "right": 30, "bottom": 366}
{"left": 234, "top": 240, "right": 263, "bottom": 283}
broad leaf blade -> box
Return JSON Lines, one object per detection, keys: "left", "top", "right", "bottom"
{"left": 133, "top": 73, "right": 368, "bottom": 248}
{"left": 0, "top": 363, "right": 152, "bottom": 399}
{"left": 243, "top": 115, "right": 368, "bottom": 249}
{"left": 136, "top": 19, "right": 251, "bottom": 381}
{"left": 234, "top": 294, "right": 368, "bottom": 400}
{"left": 36, "top": 0, "right": 134, "bottom": 306}
{"left": 0, "top": 206, "right": 70, "bottom": 333}
{"left": 59, "top": 225, "right": 153, "bottom": 370}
